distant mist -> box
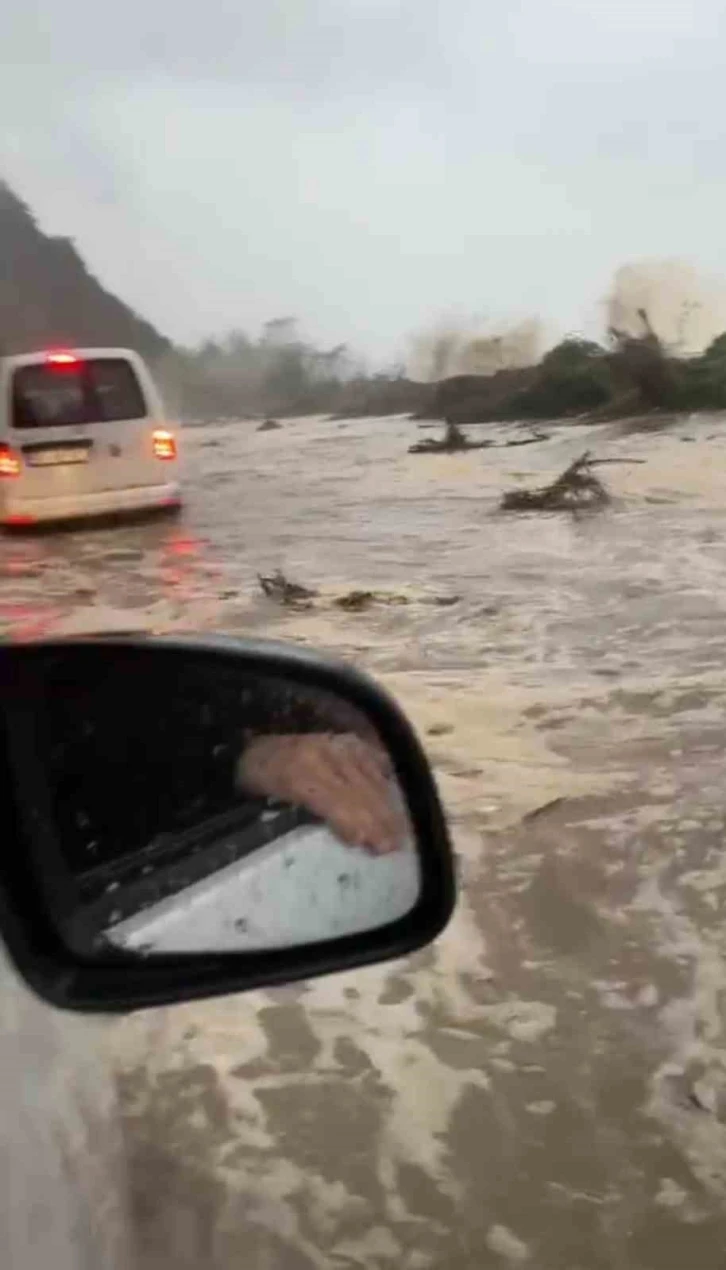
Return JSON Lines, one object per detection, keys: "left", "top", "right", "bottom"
{"left": 407, "top": 318, "right": 543, "bottom": 383}
{"left": 606, "top": 260, "right": 726, "bottom": 356}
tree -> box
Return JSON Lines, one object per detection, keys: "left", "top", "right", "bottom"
{"left": 540, "top": 338, "right": 606, "bottom": 371}
{"left": 261, "top": 316, "right": 298, "bottom": 348}
{"left": 606, "top": 260, "right": 726, "bottom": 358}
{"left": 701, "top": 331, "right": 726, "bottom": 364}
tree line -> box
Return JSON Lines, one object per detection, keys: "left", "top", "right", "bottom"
{"left": 4, "top": 177, "right": 726, "bottom": 425}
{"left": 160, "top": 318, "right": 427, "bottom": 421}
{"left": 433, "top": 312, "right": 726, "bottom": 426}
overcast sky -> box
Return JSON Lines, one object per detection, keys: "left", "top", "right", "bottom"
{"left": 1, "top": 0, "right": 724, "bottom": 361}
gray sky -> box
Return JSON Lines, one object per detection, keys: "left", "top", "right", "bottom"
{"left": 1, "top": 0, "right": 724, "bottom": 361}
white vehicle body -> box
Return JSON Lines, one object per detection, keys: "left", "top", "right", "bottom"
{"left": 0, "top": 940, "right": 133, "bottom": 1270}
{"left": 107, "top": 820, "right": 421, "bottom": 954}
{"left": 0, "top": 348, "right": 182, "bottom": 526}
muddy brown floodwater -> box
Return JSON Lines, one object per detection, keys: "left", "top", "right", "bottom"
{"left": 5, "top": 412, "right": 726, "bottom": 1268}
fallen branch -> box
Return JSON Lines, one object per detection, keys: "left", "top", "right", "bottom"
{"left": 501, "top": 430, "right": 550, "bottom": 448}
{"left": 409, "top": 438, "right": 493, "bottom": 454}
{"left": 258, "top": 570, "right": 318, "bottom": 606}
{"left": 409, "top": 420, "right": 493, "bottom": 455}
{"left": 501, "top": 452, "right": 610, "bottom": 513}
{"left": 334, "top": 590, "right": 410, "bottom": 611}
{"left": 588, "top": 457, "right": 646, "bottom": 466}
{"left": 335, "top": 590, "right": 375, "bottom": 611}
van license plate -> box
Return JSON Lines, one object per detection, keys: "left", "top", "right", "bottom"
{"left": 27, "top": 448, "right": 89, "bottom": 467}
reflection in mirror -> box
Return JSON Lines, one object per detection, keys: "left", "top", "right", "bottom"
{"left": 7, "top": 646, "right": 421, "bottom": 957}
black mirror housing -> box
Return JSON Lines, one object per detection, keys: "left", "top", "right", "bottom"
{"left": 0, "top": 636, "right": 455, "bottom": 1013}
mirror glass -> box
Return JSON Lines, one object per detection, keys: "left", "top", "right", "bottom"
{"left": 6, "top": 645, "right": 421, "bottom": 957}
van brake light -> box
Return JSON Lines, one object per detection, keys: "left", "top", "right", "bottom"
{"left": 0, "top": 445, "right": 21, "bottom": 477}
{"left": 152, "top": 429, "right": 177, "bottom": 460}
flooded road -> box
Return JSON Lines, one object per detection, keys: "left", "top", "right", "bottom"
{"left": 6, "top": 412, "right": 726, "bottom": 1268}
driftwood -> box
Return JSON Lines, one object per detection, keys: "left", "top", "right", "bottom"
{"left": 502, "top": 430, "right": 550, "bottom": 448}
{"left": 588, "top": 457, "right": 646, "bottom": 466}
{"left": 258, "top": 570, "right": 317, "bottom": 606}
{"left": 501, "top": 452, "right": 610, "bottom": 513}
{"left": 257, "top": 578, "right": 437, "bottom": 613}
{"left": 409, "top": 420, "right": 492, "bottom": 455}
{"left": 334, "top": 590, "right": 377, "bottom": 611}
{"left": 334, "top": 590, "right": 410, "bottom": 611}
{"left": 411, "top": 424, "right": 551, "bottom": 455}
{"left": 409, "top": 437, "right": 492, "bottom": 454}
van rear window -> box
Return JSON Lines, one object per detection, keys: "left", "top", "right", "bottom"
{"left": 11, "top": 358, "right": 147, "bottom": 429}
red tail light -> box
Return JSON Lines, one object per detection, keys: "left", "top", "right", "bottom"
{"left": 0, "top": 444, "right": 21, "bottom": 477}
{"left": 152, "top": 429, "right": 177, "bottom": 460}
{"left": 46, "top": 351, "right": 81, "bottom": 369}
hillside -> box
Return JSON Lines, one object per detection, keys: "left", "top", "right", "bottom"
{"left": 0, "top": 183, "right": 170, "bottom": 361}
{"left": 0, "top": 182, "right": 423, "bottom": 419}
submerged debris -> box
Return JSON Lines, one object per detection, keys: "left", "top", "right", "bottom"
{"left": 334, "top": 589, "right": 410, "bottom": 611}
{"left": 411, "top": 422, "right": 552, "bottom": 455}
{"left": 257, "top": 570, "right": 318, "bottom": 606}
{"left": 255, "top": 578, "right": 450, "bottom": 613}
{"left": 409, "top": 419, "right": 493, "bottom": 455}
{"left": 427, "top": 723, "right": 454, "bottom": 737}
{"left": 501, "top": 452, "right": 610, "bottom": 514}
{"left": 588, "top": 457, "right": 646, "bottom": 467}
{"left": 502, "top": 430, "right": 550, "bottom": 448}
{"left": 335, "top": 590, "right": 377, "bottom": 611}
{"left": 430, "top": 593, "right": 461, "bottom": 607}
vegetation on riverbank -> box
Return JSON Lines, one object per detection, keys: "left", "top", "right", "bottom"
{"left": 170, "top": 310, "right": 726, "bottom": 426}
{"left": 161, "top": 330, "right": 427, "bottom": 421}
{"left": 4, "top": 176, "right": 726, "bottom": 426}
{"left": 431, "top": 314, "right": 726, "bottom": 427}
{"left": 0, "top": 180, "right": 425, "bottom": 421}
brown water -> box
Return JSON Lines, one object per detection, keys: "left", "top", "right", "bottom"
{"left": 5, "top": 412, "right": 726, "bottom": 1268}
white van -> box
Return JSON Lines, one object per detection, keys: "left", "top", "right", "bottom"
{"left": 0, "top": 348, "right": 182, "bottom": 526}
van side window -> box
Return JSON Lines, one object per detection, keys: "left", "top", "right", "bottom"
{"left": 11, "top": 359, "right": 147, "bottom": 429}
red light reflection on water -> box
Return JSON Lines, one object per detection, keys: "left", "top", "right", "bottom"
{"left": 156, "top": 529, "right": 229, "bottom": 625}
{"left": 0, "top": 546, "right": 44, "bottom": 579}
{"left": 0, "top": 605, "right": 63, "bottom": 642}
{"left": 167, "top": 534, "right": 198, "bottom": 558}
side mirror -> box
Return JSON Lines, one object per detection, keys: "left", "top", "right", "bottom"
{"left": 0, "top": 637, "right": 455, "bottom": 1012}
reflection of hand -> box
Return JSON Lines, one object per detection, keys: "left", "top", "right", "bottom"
{"left": 236, "top": 733, "right": 407, "bottom": 855}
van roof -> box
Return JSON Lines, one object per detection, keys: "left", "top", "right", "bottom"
{"left": 1, "top": 348, "right": 144, "bottom": 370}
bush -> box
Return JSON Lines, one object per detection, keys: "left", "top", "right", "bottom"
{"left": 514, "top": 363, "right": 613, "bottom": 418}
{"left": 675, "top": 335, "right": 726, "bottom": 410}
{"left": 433, "top": 339, "right": 616, "bottom": 423}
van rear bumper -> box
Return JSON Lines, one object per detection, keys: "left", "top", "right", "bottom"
{"left": 0, "top": 482, "right": 182, "bottom": 525}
